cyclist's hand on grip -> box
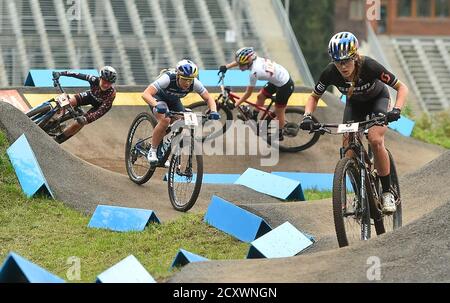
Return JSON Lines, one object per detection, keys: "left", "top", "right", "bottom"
{"left": 76, "top": 116, "right": 87, "bottom": 125}
{"left": 208, "top": 111, "right": 221, "bottom": 120}
{"left": 155, "top": 104, "right": 168, "bottom": 114}
{"left": 300, "top": 114, "right": 314, "bottom": 130}
{"left": 218, "top": 65, "right": 227, "bottom": 75}
{"left": 387, "top": 107, "right": 401, "bottom": 122}
{"left": 52, "top": 71, "right": 61, "bottom": 80}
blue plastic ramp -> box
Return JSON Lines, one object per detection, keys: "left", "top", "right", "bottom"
{"left": 96, "top": 255, "right": 156, "bottom": 283}
{"left": 204, "top": 195, "right": 272, "bottom": 242}
{"left": 235, "top": 168, "right": 305, "bottom": 201}
{"left": 388, "top": 115, "right": 415, "bottom": 137}
{"left": 0, "top": 252, "right": 65, "bottom": 283}
{"left": 24, "top": 69, "right": 99, "bottom": 87}
{"left": 170, "top": 249, "right": 209, "bottom": 269}
{"left": 272, "top": 172, "right": 334, "bottom": 191}
{"left": 88, "top": 205, "right": 160, "bottom": 232}
{"left": 247, "top": 222, "right": 314, "bottom": 259}
{"left": 163, "top": 173, "right": 240, "bottom": 184}
{"left": 199, "top": 70, "right": 265, "bottom": 87}
{"left": 6, "top": 134, "right": 54, "bottom": 198}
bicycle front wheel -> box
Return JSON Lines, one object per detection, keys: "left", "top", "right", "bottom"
{"left": 333, "top": 157, "right": 371, "bottom": 247}
{"left": 125, "top": 112, "right": 157, "bottom": 185}
{"left": 265, "top": 107, "right": 321, "bottom": 152}
{"left": 167, "top": 138, "right": 203, "bottom": 212}
{"left": 187, "top": 101, "right": 232, "bottom": 142}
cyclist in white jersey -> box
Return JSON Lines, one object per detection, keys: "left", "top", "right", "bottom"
{"left": 219, "top": 47, "right": 294, "bottom": 140}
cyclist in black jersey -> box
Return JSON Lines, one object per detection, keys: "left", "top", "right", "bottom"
{"left": 52, "top": 66, "right": 117, "bottom": 143}
{"left": 142, "top": 59, "right": 219, "bottom": 164}
{"left": 300, "top": 32, "right": 409, "bottom": 214}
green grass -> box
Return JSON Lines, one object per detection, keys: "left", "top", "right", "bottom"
{"left": 0, "top": 131, "right": 248, "bottom": 282}
{"left": 411, "top": 110, "right": 450, "bottom": 149}
{"left": 304, "top": 189, "right": 332, "bottom": 201}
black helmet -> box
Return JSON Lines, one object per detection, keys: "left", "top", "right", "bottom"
{"left": 100, "top": 66, "right": 117, "bottom": 83}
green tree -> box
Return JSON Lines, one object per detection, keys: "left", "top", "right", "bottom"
{"left": 289, "top": 0, "right": 335, "bottom": 82}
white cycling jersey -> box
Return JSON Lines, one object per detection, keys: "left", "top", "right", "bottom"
{"left": 248, "top": 57, "right": 290, "bottom": 87}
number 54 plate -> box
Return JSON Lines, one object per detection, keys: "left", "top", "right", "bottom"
{"left": 337, "top": 122, "right": 359, "bottom": 134}
{"left": 183, "top": 112, "right": 198, "bottom": 126}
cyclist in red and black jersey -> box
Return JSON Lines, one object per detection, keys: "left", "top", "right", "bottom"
{"left": 301, "top": 32, "right": 409, "bottom": 214}
{"left": 52, "top": 66, "right": 117, "bottom": 143}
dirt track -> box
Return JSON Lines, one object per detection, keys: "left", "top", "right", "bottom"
{"left": 62, "top": 91, "right": 443, "bottom": 176}
{"left": 1, "top": 87, "right": 449, "bottom": 282}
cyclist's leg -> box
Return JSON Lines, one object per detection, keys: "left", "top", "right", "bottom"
{"left": 274, "top": 78, "right": 294, "bottom": 128}
{"left": 256, "top": 83, "right": 275, "bottom": 119}
{"left": 151, "top": 101, "right": 171, "bottom": 149}
{"left": 367, "top": 88, "right": 390, "bottom": 189}
{"left": 55, "top": 92, "right": 90, "bottom": 143}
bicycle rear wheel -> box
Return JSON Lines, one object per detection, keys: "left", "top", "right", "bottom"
{"left": 125, "top": 112, "right": 157, "bottom": 185}
{"left": 265, "top": 107, "right": 321, "bottom": 152}
{"left": 333, "top": 157, "right": 371, "bottom": 247}
{"left": 167, "top": 136, "right": 203, "bottom": 212}
{"left": 187, "top": 101, "right": 232, "bottom": 142}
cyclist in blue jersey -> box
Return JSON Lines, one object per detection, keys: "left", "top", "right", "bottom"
{"left": 142, "top": 59, "right": 220, "bottom": 164}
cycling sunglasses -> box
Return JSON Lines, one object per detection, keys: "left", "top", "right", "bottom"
{"left": 333, "top": 58, "right": 354, "bottom": 66}
{"left": 178, "top": 75, "right": 195, "bottom": 81}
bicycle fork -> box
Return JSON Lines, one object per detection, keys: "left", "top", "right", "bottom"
{"left": 358, "top": 148, "right": 371, "bottom": 241}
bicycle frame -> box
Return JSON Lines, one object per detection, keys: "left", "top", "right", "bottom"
{"left": 313, "top": 116, "right": 388, "bottom": 240}
{"left": 217, "top": 75, "right": 277, "bottom": 121}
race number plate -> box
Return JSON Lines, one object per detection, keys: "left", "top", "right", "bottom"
{"left": 337, "top": 122, "right": 359, "bottom": 134}
{"left": 183, "top": 112, "right": 198, "bottom": 126}
{"left": 56, "top": 94, "right": 70, "bottom": 107}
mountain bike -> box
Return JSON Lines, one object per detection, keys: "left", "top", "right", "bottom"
{"left": 310, "top": 115, "right": 402, "bottom": 247}
{"left": 125, "top": 109, "right": 205, "bottom": 212}
{"left": 187, "top": 73, "right": 321, "bottom": 152}
{"left": 25, "top": 77, "right": 84, "bottom": 143}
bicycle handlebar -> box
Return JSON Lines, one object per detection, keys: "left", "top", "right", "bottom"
{"left": 52, "top": 77, "right": 65, "bottom": 94}
{"left": 165, "top": 110, "right": 207, "bottom": 119}
{"left": 311, "top": 115, "right": 388, "bottom": 135}
{"left": 51, "top": 77, "right": 84, "bottom": 118}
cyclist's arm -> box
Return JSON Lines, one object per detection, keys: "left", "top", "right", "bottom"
{"left": 60, "top": 71, "right": 97, "bottom": 83}
{"left": 305, "top": 68, "right": 331, "bottom": 114}
{"left": 142, "top": 84, "right": 158, "bottom": 107}
{"left": 235, "top": 86, "right": 254, "bottom": 106}
{"left": 368, "top": 57, "right": 409, "bottom": 110}
{"left": 199, "top": 90, "right": 217, "bottom": 112}
{"left": 225, "top": 61, "right": 239, "bottom": 69}
{"left": 392, "top": 80, "right": 408, "bottom": 110}
{"left": 194, "top": 79, "right": 217, "bottom": 112}
{"left": 84, "top": 91, "right": 116, "bottom": 123}
{"left": 142, "top": 74, "right": 170, "bottom": 107}
{"left": 304, "top": 94, "right": 320, "bottom": 115}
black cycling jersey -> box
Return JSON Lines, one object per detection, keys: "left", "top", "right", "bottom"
{"left": 60, "top": 71, "right": 116, "bottom": 123}
{"left": 312, "top": 56, "right": 398, "bottom": 103}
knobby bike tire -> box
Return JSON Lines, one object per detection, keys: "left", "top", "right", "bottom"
{"left": 387, "top": 149, "right": 402, "bottom": 228}
{"left": 332, "top": 156, "right": 371, "bottom": 247}
{"left": 167, "top": 146, "right": 203, "bottom": 212}
{"left": 125, "top": 112, "right": 157, "bottom": 185}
